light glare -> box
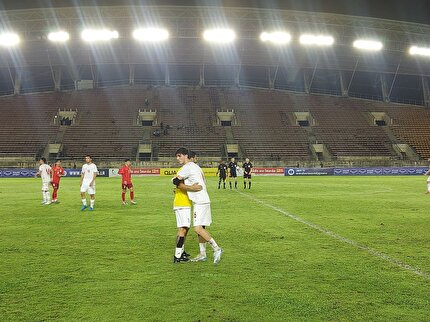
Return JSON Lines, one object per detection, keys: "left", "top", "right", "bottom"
{"left": 409, "top": 46, "right": 430, "bottom": 57}
{"left": 133, "top": 28, "right": 169, "bottom": 42}
{"left": 0, "top": 33, "right": 20, "bottom": 47}
{"left": 260, "top": 31, "right": 291, "bottom": 44}
{"left": 299, "top": 34, "right": 334, "bottom": 46}
{"left": 48, "top": 31, "right": 70, "bottom": 42}
{"left": 353, "top": 39, "right": 383, "bottom": 51}
{"left": 203, "top": 29, "right": 236, "bottom": 43}
{"left": 81, "top": 29, "right": 119, "bottom": 42}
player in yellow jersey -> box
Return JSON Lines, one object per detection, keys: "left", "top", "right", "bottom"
{"left": 172, "top": 175, "right": 202, "bottom": 263}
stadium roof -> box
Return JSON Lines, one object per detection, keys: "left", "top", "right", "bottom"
{"left": 0, "top": 1, "right": 429, "bottom": 103}
{"left": 1, "top": 0, "right": 430, "bottom": 25}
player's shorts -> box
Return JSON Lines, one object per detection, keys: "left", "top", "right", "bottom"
{"left": 51, "top": 182, "right": 60, "bottom": 189}
{"left": 80, "top": 183, "right": 96, "bottom": 194}
{"left": 243, "top": 172, "right": 252, "bottom": 179}
{"left": 193, "top": 203, "right": 212, "bottom": 227}
{"left": 174, "top": 207, "right": 191, "bottom": 228}
{"left": 122, "top": 182, "right": 133, "bottom": 190}
{"left": 219, "top": 174, "right": 226, "bottom": 180}
{"left": 41, "top": 181, "right": 50, "bottom": 191}
{"left": 229, "top": 172, "right": 237, "bottom": 178}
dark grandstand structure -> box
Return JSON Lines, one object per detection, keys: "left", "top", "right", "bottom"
{"left": 0, "top": 4, "right": 429, "bottom": 166}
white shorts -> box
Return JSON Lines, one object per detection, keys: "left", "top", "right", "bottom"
{"left": 41, "top": 181, "right": 50, "bottom": 191}
{"left": 193, "top": 203, "right": 212, "bottom": 227}
{"left": 80, "top": 183, "right": 96, "bottom": 195}
{"left": 174, "top": 207, "right": 191, "bottom": 228}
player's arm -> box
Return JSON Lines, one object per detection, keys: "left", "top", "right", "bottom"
{"left": 90, "top": 172, "right": 97, "bottom": 186}
{"left": 80, "top": 172, "right": 84, "bottom": 186}
{"left": 172, "top": 177, "right": 202, "bottom": 191}
{"left": 178, "top": 182, "right": 202, "bottom": 192}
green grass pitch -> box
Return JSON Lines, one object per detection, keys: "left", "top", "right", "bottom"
{"left": 1, "top": 175, "right": 429, "bottom": 321}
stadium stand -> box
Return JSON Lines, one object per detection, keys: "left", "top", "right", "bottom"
{"left": 1, "top": 86, "right": 430, "bottom": 164}
{"left": 0, "top": 93, "right": 60, "bottom": 160}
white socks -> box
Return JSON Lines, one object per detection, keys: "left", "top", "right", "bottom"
{"left": 175, "top": 248, "right": 183, "bottom": 258}
{"left": 43, "top": 191, "right": 50, "bottom": 203}
{"left": 208, "top": 238, "right": 220, "bottom": 251}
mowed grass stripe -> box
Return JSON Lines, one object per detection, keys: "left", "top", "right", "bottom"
{"left": 235, "top": 189, "right": 430, "bottom": 280}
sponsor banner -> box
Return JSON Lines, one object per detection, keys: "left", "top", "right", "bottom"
{"left": 0, "top": 168, "right": 38, "bottom": 178}
{"left": 202, "top": 168, "right": 218, "bottom": 177}
{"left": 110, "top": 168, "right": 161, "bottom": 177}
{"left": 285, "top": 168, "right": 334, "bottom": 176}
{"left": 253, "top": 167, "right": 285, "bottom": 176}
{"left": 160, "top": 168, "right": 180, "bottom": 177}
{"left": 160, "top": 168, "right": 218, "bottom": 177}
{"left": 333, "top": 167, "right": 427, "bottom": 176}
{"left": 63, "top": 168, "right": 109, "bottom": 177}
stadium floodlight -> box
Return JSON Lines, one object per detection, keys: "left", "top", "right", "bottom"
{"left": 0, "top": 33, "right": 20, "bottom": 47}
{"left": 203, "top": 28, "right": 236, "bottom": 44}
{"left": 353, "top": 39, "right": 383, "bottom": 51}
{"left": 299, "top": 34, "right": 334, "bottom": 46}
{"left": 133, "top": 28, "right": 169, "bottom": 42}
{"left": 81, "top": 29, "right": 119, "bottom": 42}
{"left": 48, "top": 31, "right": 70, "bottom": 42}
{"left": 409, "top": 45, "right": 430, "bottom": 57}
{"left": 260, "top": 31, "right": 291, "bottom": 45}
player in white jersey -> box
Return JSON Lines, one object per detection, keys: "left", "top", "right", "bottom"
{"left": 80, "top": 155, "right": 98, "bottom": 211}
{"left": 424, "top": 158, "right": 430, "bottom": 194}
{"left": 35, "top": 157, "right": 52, "bottom": 205}
{"left": 175, "top": 147, "right": 223, "bottom": 264}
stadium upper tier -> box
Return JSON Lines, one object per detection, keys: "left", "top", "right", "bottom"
{"left": 0, "top": 86, "right": 429, "bottom": 164}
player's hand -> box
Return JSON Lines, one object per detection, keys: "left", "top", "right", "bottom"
{"left": 191, "top": 183, "right": 202, "bottom": 191}
{"left": 124, "top": 181, "right": 127, "bottom": 185}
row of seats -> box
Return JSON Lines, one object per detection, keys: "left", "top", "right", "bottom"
{"left": 0, "top": 86, "right": 429, "bottom": 161}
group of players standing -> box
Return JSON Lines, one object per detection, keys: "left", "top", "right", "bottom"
{"left": 216, "top": 157, "right": 253, "bottom": 190}
{"left": 36, "top": 155, "right": 136, "bottom": 210}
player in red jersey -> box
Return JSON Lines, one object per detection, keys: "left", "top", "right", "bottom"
{"left": 118, "top": 159, "right": 136, "bottom": 205}
{"left": 51, "top": 159, "right": 65, "bottom": 203}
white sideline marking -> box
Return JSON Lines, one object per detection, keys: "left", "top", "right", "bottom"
{"left": 237, "top": 191, "right": 430, "bottom": 280}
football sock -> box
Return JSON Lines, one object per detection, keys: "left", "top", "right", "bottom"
{"left": 90, "top": 199, "right": 95, "bottom": 208}
{"left": 208, "top": 238, "right": 219, "bottom": 250}
{"left": 44, "top": 191, "right": 50, "bottom": 203}
{"left": 53, "top": 188, "right": 58, "bottom": 200}
{"left": 42, "top": 191, "right": 46, "bottom": 203}
{"left": 199, "top": 242, "right": 207, "bottom": 256}
{"left": 235, "top": 182, "right": 237, "bottom": 189}
{"left": 82, "top": 199, "right": 87, "bottom": 206}
{"left": 121, "top": 192, "right": 125, "bottom": 202}
{"left": 249, "top": 182, "right": 251, "bottom": 189}
{"left": 175, "top": 236, "right": 185, "bottom": 258}
{"left": 130, "top": 191, "right": 134, "bottom": 201}
{"left": 244, "top": 182, "right": 246, "bottom": 188}
{"left": 218, "top": 181, "right": 220, "bottom": 189}
{"left": 229, "top": 182, "right": 232, "bottom": 189}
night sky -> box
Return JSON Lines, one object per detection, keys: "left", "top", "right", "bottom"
{"left": 1, "top": 0, "right": 430, "bottom": 25}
